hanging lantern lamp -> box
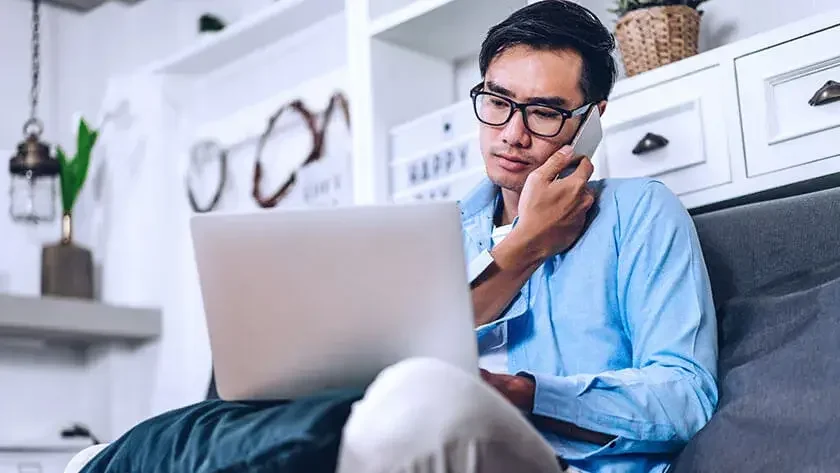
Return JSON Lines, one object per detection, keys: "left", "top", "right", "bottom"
{"left": 8, "top": 0, "right": 59, "bottom": 224}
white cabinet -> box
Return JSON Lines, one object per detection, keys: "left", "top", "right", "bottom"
{"left": 373, "top": 7, "right": 840, "bottom": 209}
{"left": 736, "top": 24, "right": 840, "bottom": 177}
{"left": 600, "top": 66, "right": 731, "bottom": 196}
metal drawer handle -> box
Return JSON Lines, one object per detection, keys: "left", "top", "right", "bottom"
{"left": 808, "top": 80, "right": 840, "bottom": 107}
{"left": 632, "top": 132, "right": 669, "bottom": 155}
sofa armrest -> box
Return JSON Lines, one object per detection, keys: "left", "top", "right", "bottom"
{"left": 63, "top": 444, "right": 109, "bottom": 473}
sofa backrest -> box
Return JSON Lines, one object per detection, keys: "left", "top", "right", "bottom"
{"left": 692, "top": 185, "right": 840, "bottom": 308}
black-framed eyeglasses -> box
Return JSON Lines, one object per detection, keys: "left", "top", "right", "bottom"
{"left": 469, "top": 82, "right": 591, "bottom": 138}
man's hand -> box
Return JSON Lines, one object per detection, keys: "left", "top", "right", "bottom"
{"left": 470, "top": 146, "right": 595, "bottom": 327}
{"left": 509, "top": 145, "right": 595, "bottom": 262}
{"left": 481, "top": 369, "right": 618, "bottom": 446}
{"left": 480, "top": 369, "right": 536, "bottom": 411}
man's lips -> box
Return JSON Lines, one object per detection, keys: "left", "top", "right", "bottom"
{"left": 495, "top": 154, "right": 531, "bottom": 172}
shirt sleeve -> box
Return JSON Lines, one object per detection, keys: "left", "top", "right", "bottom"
{"left": 519, "top": 181, "right": 719, "bottom": 458}
{"left": 467, "top": 249, "right": 495, "bottom": 284}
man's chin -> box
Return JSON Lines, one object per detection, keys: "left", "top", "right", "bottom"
{"left": 486, "top": 167, "right": 526, "bottom": 193}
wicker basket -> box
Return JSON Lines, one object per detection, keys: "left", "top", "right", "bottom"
{"left": 615, "top": 5, "right": 701, "bottom": 77}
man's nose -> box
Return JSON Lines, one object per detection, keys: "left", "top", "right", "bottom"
{"left": 500, "top": 109, "right": 530, "bottom": 147}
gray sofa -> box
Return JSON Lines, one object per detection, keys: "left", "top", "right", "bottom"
{"left": 672, "top": 181, "right": 840, "bottom": 472}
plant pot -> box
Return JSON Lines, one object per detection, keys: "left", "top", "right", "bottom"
{"left": 41, "top": 212, "right": 94, "bottom": 300}
{"left": 614, "top": 5, "right": 701, "bottom": 77}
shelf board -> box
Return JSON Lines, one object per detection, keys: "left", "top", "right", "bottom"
{"left": 0, "top": 438, "right": 92, "bottom": 453}
{"left": 0, "top": 294, "right": 161, "bottom": 347}
{"left": 369, "top": 0, "right": 526, "bottom": 61}
{"left": 146, "top": 0, "right": 345, "bottom": 74}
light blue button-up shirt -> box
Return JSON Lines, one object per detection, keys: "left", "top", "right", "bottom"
{"left": 459, "top": 176, "right": 719, "bottom": 473}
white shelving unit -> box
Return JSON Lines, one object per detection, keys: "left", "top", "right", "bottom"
{"left": 346, "top": 0, "right": 840, "bottom": 209}
{"left": 349, "top": 0, "right": 540, "bottom": 205}
{"left": 144, "top": 0, "right": 345, "bottom": 75}
{"left": 369, "top": 0, "right": 526, "bottom": 61}
{"left": 133, "top": 0, "right": 354, "bottom": 213}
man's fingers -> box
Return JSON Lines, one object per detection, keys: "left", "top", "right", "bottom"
{"left": 580, "top": 187, "right": 596, "bottom": 210}
{"left": 570, "top": 156, "right": 595, "bottom": 182}
{"left": 535, "top": 145, "right": 576, "bottom": 180}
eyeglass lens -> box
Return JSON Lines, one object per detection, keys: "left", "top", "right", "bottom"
{"left": 473, "top": 93, "right": 566, "bottom": 136}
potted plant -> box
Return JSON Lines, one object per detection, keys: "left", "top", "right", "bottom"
{"left": 611, "top": 0, "right": 710, "bottom": 77}
{"left": 41, "top": 117, "right": 99, "bottom": 300}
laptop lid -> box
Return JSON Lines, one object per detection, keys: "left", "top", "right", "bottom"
{"left": 190, "top": 202, "right": 479, "bottom": 400}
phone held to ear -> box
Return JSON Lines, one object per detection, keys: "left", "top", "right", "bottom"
{"left": 557, "top": 105, "right": 603, "bottom": 179}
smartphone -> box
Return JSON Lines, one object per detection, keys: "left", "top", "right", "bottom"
{"left": 557, "top": 105, "right": 603, "bottom": 179}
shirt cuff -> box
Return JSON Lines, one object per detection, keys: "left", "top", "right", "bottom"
{"left": 519, "top": 370, "right": 581, "bottom": 421}
{"left": 467, "top": 249, "right": 494, "bottom": 284}
{"left": 475, "top": 292, "right": 529, "bottom": 337}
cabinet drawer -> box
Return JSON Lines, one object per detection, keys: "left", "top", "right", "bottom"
{"left": 389, "top": 134, "right": 482, "bottom": 194}
{"left": 736, "top": 25, "right": 840, "bottom": 177}
{"left": 389, "top": 99, "right": 477, "bottom": 161}
{"left": 393, "top": 168, "right": 486, "bottom": 204}
{"left": 600, "top": 66, "right": 731, "bottom": 196}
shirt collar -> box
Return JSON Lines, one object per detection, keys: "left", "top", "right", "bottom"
{"left": 458, "top": 176, "right": 522, "bottom": 251}
{"left": 458, "top": 176, "right": 498, "bottom": 221}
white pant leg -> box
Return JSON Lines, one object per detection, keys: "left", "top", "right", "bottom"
{"left": 63, "top": 444, "right": 109, "bottom": 473}
{"left": 337, "top": 357, "right": 565, "bottom": 473}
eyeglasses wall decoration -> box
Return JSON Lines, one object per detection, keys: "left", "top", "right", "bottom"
{"left": 300, "top": 91, "right": 351, "bottom": 206}
{"left": 251, "top": 99, "right": 321, "bottom": 209}
{"left": 186, "top": 140, "right": 228, "bottom": 213}
{"left": 184, "top": 91, "right": 350, "bottom": 213}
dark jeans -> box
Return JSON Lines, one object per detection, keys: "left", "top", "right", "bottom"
{"left": 81, "top": 381, "right": 363, "bottom": 473}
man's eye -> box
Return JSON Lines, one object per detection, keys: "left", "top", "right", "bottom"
{"left": 533, "top": 110, "right": 560, "bottom": 119}
{"left": 490, "top": 98, "right": 508, "bottom": 108}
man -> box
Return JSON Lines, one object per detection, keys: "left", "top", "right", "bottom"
{"left": 67, "top": 3, "right": 717, "bottom": 473}
{"left": 337, "top": 1, "right": 718, "bottom": 472}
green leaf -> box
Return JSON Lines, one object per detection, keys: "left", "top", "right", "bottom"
{"left": 56, "top": 145, "right": 73, "bottom": 214}
{"left": 58, "top": 117, "right": 99, "bottom": 213}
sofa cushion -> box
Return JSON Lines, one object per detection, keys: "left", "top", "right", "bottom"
{"left": 671, "top": 259, "right": 840, "bottom": 472}
{"left": 80, "top": 388, "right": 363, "bottom": 473}
{"left": 692, "top": 184, "right": 840, "bottom": 306}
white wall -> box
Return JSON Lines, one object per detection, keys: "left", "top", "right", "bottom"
{"left": 1, "top": 0, "right": 273, "bottom": 295}
{"left": 0, "top": 0, "right": 225, "bottom": 445}
{"left": 0, "top": 1, "right": 62, "bottom": 155}
{"left": 699, "top": 0, "right": 839, "bottom": 50}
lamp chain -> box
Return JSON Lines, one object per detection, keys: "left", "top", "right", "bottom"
{"left": 27, "top": 0, "right": 42, "bottom": 136}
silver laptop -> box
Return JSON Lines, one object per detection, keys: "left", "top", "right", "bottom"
{"left": 190, "top": 201, "right": 479, "bottom": 401}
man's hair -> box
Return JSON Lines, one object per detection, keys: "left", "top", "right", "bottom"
{"left": 479, "top": 0, "right": 617, "bottom": 104}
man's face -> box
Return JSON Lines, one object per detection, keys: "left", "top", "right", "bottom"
{"left": 478, "top": 45, "right": 587, "bottom": 193}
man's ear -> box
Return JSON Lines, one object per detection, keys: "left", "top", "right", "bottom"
{"left": 597, "top": 100, "right": 608, "bottom": 117}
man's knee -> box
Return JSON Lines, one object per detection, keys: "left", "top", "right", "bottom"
{"left": 338, "top": 357, "right": 561, "bottom": 472}
{"left": 340, "top": 358, "right": 515, "bottom": 460}
{"left": 344, "top": 357, "right": 492, "bottom": 438}
{"left": 359, "top": 357, "right": 486, "bottom": 410}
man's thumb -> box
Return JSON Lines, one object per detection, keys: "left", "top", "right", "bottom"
{"left": 538, "top": 145, "right": 575, "bottom": 179}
